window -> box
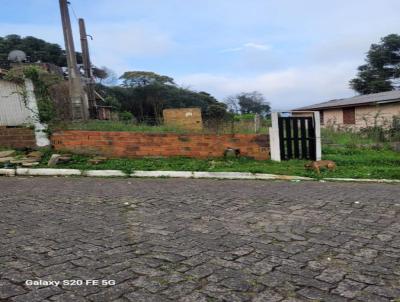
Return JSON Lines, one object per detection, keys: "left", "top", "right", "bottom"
{"left": 319, "top": 111, "right": 324, "bottom": 125}
{"left": 343, "top": 107, "right": 355, "bottom": 124}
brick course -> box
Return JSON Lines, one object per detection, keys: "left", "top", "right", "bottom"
{"left": 51, "top": 131, "right": 270, "bottom": 160}
{"left": 0, "top": 126, "right": 36, "bottom": 149}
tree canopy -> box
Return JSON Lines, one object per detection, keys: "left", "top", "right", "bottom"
{"left": 97, "top": 72, "right": 229, "bottom": 123}
{"left": 120, "top": 71, "right": 175, "bottom": 87}
{"left": 0, "top": 34, "right": 82, "bottom": 66}
{"left": 350, "top": 34, "right": 400, "bottom": 94}
{"left": 226, "top": 91, "right": 270, "bottom": 116}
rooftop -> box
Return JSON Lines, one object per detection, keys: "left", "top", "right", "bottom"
{"left": 295, "top": 90, "right": 400, "bottom": 110}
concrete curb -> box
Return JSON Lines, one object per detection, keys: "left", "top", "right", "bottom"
{"left": 131, "top": 171, "right": 193, "bottom": 178}
{"left": 83, "top": 170, "right": 127, "bottom": 177}
{"left": 193, "top": 171, "right": 255, "bottom": 179}
{"left": 0, "top": 169, "right": 16, "bottom": 176}
{"left": 16, "top": 168, "right": 82, "bottom": 176}
{"left": 0, "top": 168, "right": 398, "bottom": 183}
{"left": 324, "top": 177, "right": 400, "bottom": 184}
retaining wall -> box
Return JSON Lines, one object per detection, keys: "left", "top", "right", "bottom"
{"left": 51, "top": 131, "right": 270, "bottom": 160}
{"left": 0, "top": 126, "right": 36, "bottom": 149}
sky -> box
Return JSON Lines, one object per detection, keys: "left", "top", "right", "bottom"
{"left": 2, "top": 0, "right": 400, "bottom": 110}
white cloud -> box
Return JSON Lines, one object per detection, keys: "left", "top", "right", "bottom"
{"left": 220, "top": 42, "right": 271, "bottom": 53}
{"left": 243, "top": 42, "right": 270, "bottom": 50}
{"left": 177, "top": 62, "right": 359, "bottom": 110}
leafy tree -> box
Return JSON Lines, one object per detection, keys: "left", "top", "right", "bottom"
{"left": 93, "top": 66, "right": 118, "bottom": 85}
{"left": 92, "top": 67, "right": 108, "bottom": 81}
{"left": 0, "top": 34, "right": 82, "bottom": 66}
{"left": 350, "top": 34, "right": 400, "bottom": 94}
{"left": 120, "top": 71, "right": 174, "bottom": 87}
{"left": 96, "top": 73, "right": 229, "bottom": 123}
{"left": 226, "top": 91, "right": 270, "bottom": 116}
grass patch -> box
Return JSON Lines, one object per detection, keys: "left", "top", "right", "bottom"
{"left": 50, "top": 120, "right": 270, "bottom": 134}
{"left": 34, "top": 146, "right": 400, "bottom": 179}
{"left": 51, "top": 120, "right": 188, "bottom": 133}
{"left": 321, "top": 128, "right": 377, "bottom": 146}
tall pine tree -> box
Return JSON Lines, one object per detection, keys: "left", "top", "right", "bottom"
{"left": 350, "top": 34, "right": 400, "bottom": 94}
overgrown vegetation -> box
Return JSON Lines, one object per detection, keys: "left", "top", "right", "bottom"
{"left": 53, "top": 120, "right": 188, "bottom": 133}
{"left": 322, "top": 118, "right": 400, "bottom": 147}
{"left": 51, "top": 118, "right": 271, "bottom": 134}
{"left": 5, "top": 65, "right": 62, "bottom": 123}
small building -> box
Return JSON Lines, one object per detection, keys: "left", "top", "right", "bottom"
{"left": 294, "top": 91, "right": 400, "bottom": 129}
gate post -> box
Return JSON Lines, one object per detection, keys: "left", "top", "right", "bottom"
{"left": 24, "top": 79, "right": 51, "bottom": 147}
{"left": 269, "top": 112, "right": 281, "bottom": 161}
{"left": 313, "top": 111, "right": 322, "bottom": 160}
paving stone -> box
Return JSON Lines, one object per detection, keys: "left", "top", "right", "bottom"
{"left": 316, "top": 268, "right": 346, "bottom": 283}
{"left": 251, "top": 289, "right": 283, "bottom": 302}
{"left": 11, "top": 286, "right": 62, "bottom": 302}
{"left": 332, "top": 279, "right": 366, "bottom": 298}
{"left": 185, "top": 263, "right": 215, "bottom": 279}
{"left": 0, "top": 280, "right": 26, "bottom": 299}
{"left": 0, "top": 177, "right": 399, "bottom": 301}
{"left": 125, "top": 290, "right": 170, "bottom": 302}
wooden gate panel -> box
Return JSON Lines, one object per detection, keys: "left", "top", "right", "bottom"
{"left": 279, "top": 116, "right": 316, "bottom": 161}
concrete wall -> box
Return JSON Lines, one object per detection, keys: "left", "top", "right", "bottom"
{"left": 355, "top": 103, "right": 400, "bottom": 128}
{"left": 163, "top": 108, "right": 203, "bottom": 131}
{"left": 322, "top": 103, "right": 400, "bottom": 129}
{"left": 323, "top": 109, "right": 343, "bottom": 126}
{"left": 51, "top": 131, "right": 270, "bottom": 160}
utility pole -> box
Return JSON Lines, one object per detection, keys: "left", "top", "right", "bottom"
{"left": 79, "top": 18, "right": 96, "bottom": 118}
{"left": 59, "top": 0, "right": 88, "bottom": 120}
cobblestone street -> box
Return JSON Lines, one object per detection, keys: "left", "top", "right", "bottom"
{"left": 0, "top": 177, "right": 399, "bottom": 301}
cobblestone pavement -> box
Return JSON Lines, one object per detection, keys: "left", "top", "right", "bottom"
{"left": 0, "top": 177, "right": 400, "bottom": 302}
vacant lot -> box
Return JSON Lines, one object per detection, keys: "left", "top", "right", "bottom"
{"left": 0, "top": 177, "right": 399, "bottom": 301}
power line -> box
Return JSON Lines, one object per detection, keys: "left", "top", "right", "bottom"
{"left": 68, "top": 1, "right": 93, "bottom": 40}
{"left": 67, "top": 1, "right": 79, "bottom": 23}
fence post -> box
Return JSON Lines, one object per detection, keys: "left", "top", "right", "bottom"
{"left": 254, "top": 114, "right": 260, "bottom": 133}
{"left": 313, "top": 111, "right": 322, "bottom": 160}
{"left": 269, "top": 112, "right": 281, "bottom": 161}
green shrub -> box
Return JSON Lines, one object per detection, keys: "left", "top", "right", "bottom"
{"left": 119, "top": 111, "right": 134, "bottom": 122}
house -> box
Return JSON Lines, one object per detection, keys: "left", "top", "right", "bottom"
{"left": 294, "top": 90, "right": 400, "bottom": 129}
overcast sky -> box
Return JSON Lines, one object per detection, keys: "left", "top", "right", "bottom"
{"left": 2, "top": 0, "right": 400, "bottom": 109}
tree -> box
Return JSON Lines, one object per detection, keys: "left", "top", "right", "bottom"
{"left": 0, "top": 34, "right": 82, "bottom": 66}
{"left": 92, "top": 66, "right": 118, "bottom": 85}
{"left": 350, "top": 34, "right": 400, "bottom": 94}
{"left": 120, "top": 71, "right": 174, "bottom": 87}
{"left": 96, "top": 73, "right": 230, "bottom": 123}
{"left": 226, "top": 91, "right": 270, "bottom": 116}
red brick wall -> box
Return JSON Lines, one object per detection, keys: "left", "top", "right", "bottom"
{"left": 51, "top": 131, "right": 270, "bottom": 160}
{"left": 0, "top": 126, "right": 36, "bottom": 149}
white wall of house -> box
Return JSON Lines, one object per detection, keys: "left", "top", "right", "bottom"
{"left": 355, "top": 103, "right": 400, "bottom": 128}
{"left": 322, "top": 102, "right": 400, "bottom": 129}
{"left": 0, "top": 79, "right": 32, "bottom": 126}
{"left": 323, "top": 108, "right": 343, "bottom": 126}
